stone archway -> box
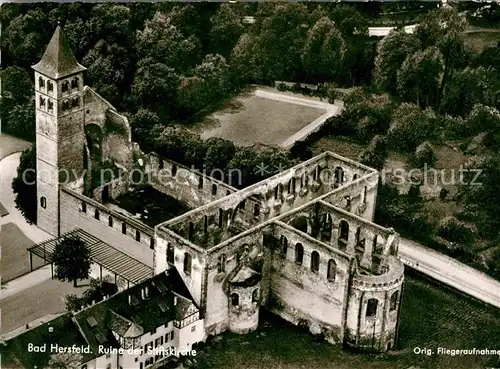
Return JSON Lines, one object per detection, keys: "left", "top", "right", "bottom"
{"left": 288, "top": 213, "right": 312, "bottom": 234}
{"left": 85, "top": 123, "right": 103, "bottom": 164}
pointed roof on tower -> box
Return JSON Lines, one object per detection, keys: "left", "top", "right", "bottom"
{"left": 32, "top": 26, "right": 86, "bottom": 79}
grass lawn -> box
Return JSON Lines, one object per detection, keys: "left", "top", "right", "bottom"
{"left": 0, "top": 222, "right": 42, "bottom": 282}
{"left": 112, "top": 186, "right": 191, "bottom": 227}
{"left": 464, "top": 30, "right": 500, "bottom": 52}
{"left": 0, "top": 133, "right": 32, "bottom": 161}
{"left": 193, "top": 274, "right": 500, "bottom": 369}
{"left": 197, "top": 90, "right": 325, "bottom": 147}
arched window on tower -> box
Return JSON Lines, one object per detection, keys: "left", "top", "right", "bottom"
{"left": 231, "top": 293, "right": 239, "bottom": 306}
{"left": 38, "top": 77, "right": 45, "bottom": 89}
{"left": 366, "top": 299, "right": 378, "bottom": 317}
{"left": 47, "top": 80, "right": 53, "bottom": 92}
{"left": 62, "top": 81, "right": 69, "bottom": 93}
{"left": 40, "top": 197, "right": 47, "bottom": 209}
{"left": 280, "top": 235, "right": 288, "bottom": 257}
{"left": 390, "top": 291, "right": 399, "bottom": 311}
{"left": 47, "top": 100, "right": 54, "bottom": 113}
{"left": 39, "top": 96, "right": 46, "bottom": 109}
{"left": 252, "top": 288, "right": 259, "bottom": 303}
{"left": 71, "top": 77, "right": 79, "bottom": 90}
{"left": 72, "top": 97, "right": 80, "bottom": 108}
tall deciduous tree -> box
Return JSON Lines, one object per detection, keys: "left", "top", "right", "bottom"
{"left": 53, "top": 235, "right": 91, "bottom": 287}
{"left": 136, "top": 11, "right": 200, "bottom": 72}
{"left": 210, "top": 4, "right": 245, "bottom": 57}
{"left": 301, "top": 17, "right": 346, "bottom": 82}
{"left": 11, "top": 145, "right": 37, "bottom": 224}
{"left": 373, "top": 29, "right": 420, "bottom": 94}
{"left": 397, "top": 47, "right": 444, "bottom": 108}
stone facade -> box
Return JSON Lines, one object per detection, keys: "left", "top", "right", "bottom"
{"left": 34, "top": 27, "right": 405, "bottom": 354}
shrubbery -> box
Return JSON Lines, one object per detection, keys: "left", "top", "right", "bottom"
{"left": 413, "top": 141, "right": 436, "bottom": 168}
{"left": 437, "top": 216, "right": 475, "bottom": 246}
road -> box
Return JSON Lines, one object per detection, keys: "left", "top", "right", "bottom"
{"left": 399, "top": 238, "right": 500, "bottom": 308}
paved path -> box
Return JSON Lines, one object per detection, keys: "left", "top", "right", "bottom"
{"left": 399, "top": 238, "right": 500, "bottom": 308}
{"left": 0, "top": 265, "right": 52, "bottom": 300}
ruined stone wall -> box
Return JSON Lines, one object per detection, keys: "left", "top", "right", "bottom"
{"left": 268, "top": 221, "right": 352, "bottom": 344}
{"left": 155, "top": 227, "right": 206, "bottom": 307}
{"left": 91, "top": 171, "right": 129, "bottom": 202}
{"left": 344, "top": 256, "right": 404, "bottom": 352}
{"left": 60, "top": 188, "right": 154, "bottom": 267}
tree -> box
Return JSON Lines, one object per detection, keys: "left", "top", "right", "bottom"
{"left": 136, "top": 11, "right": 200, "bottom": 72}
{"left": 415, "top": 7, "right": 467, "bottom": 110}
{"left": 440, "top": 67, "right": 500, "bottom": 116}
{"left": 210, "top": 4, "right": 245, "bottom": 57}
{"left": 47, "top": 351, "right": 82, "bottom": 369}
{"left": 204, "top": 137, "right": 236, "bottom": 175}
{"left": 397, "top": 47, "right": 444, "bottom": 108}
{"left": 413, "top": 141, "right": 437, "bottom": 168}
{"left": 130, "top": 58, "right": 180, "bottom": 120}
{"left": 65, "top": 278, "right": 118, "bottom": 312}
{"left": 11, "top": 145, "right": 37, "bottom": 224}
{"left": 52, "top": 235, "right": 91, "bottom": 287}
{"left": 329, "top": 4, "right": 368, "bottom": 37}
{"left": 129, "top": 109, "right": 161, "bottom": 145}
{"left": 358, "top": 135, "right": 388, "bottom": 170}
{"left": 230, "top": 33, "right": 259, "bottom": 84}
{"left": 301, "top": 17, "right": 346, "bottom": 82}
{"left": 387, "top": 103, "right": 436, "bottom": 152}
{"left": 373, "top": 29, "right": 420, "bottom": 94}
{"left": 153, "top": 126, "right": 206, "bottom": 168}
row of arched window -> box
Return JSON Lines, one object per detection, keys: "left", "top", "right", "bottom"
{"left": 80, "top": 201, "right": 154, "bottom": 249}
{"left": 39, "top": 96, "right": 54, "bottom": 112}
{"left": 230, "top": 289, "right": 259, "bottom": 306}
{"left": 38, "top": 76, "right": 79, "bottom": 92}
{"left": 279, "top": 236, "right": 337, "bottom": 281}
{"left": 365, "top": 291, "right": 399, "bottom": 318}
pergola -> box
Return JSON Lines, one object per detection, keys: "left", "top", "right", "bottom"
{"left": 28, "top": 229, "right": 153, "bottom": 288}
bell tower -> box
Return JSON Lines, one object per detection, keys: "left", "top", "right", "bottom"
{"left": 32, "top": 26, "right": 86, "bottom": 236}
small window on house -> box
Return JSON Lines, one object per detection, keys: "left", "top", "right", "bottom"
{"left": 171, "top": 164, "right": 177, "bottom": 176}
{"left": 191, "top": 325, "right": 196, "bottom": 332}
{"left": 108, "top": 216, "right": 113, "bottom": 227}
{"left": 295, "top": 243, "right": 304, "bottom": 265}
{"left": 231, "top": 293, "right": 239, "bottom": 306}
{"left": 198, "top": 176, "right": 204, "bottom": 189}
{"left": 94, "top": 209, "right": 100, "bottom": 220}
{"left": 135, "top": 230, "right": 141, "bottom": 242}
{"left": 71, "top": 77, "right": 79, "bottom": 90}
{"left": 390, "top": 291, "right": 399, "bottom": 311}
{"left": 366, "top": 298, "right": 378, "bottom": 317}
{"left": 122, "top": 223, "right": 127, "bottom": 234}
{"left": 62, "top": 81, "right": 69, "bottom": 92}
{"left": 40, "top": 197, "right": 47, "bottom": 209}
{"left": 47, "top": 80, "right": 53, "bottom": 92}
{"left": 310, "top": 251, "right": 320, "bottom": 274}
{"left": 39, "top": 77, "right": 45, "bottom": 88}
{"left": 150, "top": 237, "right": 155, "bottom": 250}
{"left": 212, "top": 184, "right": 217, "bottom": 196}
{"left": 81, "top": 202, "right": 87, "bottom": 213}
{"left": 183, "top": 252, "right": 192, "bottom": 275}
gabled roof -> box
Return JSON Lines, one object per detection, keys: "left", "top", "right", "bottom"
{"left": 32, "top": 26, "right": 86, "bottom": 79}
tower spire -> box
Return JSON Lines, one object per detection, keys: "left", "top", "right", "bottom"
{"left": 32, "top": 26, "right": 86, "bottom": 79}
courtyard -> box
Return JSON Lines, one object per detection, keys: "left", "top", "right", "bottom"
{"left": 196, "top": 87, "right": 332, "bottom": 147}
{"left": 109, "top": 185, "right": 191, "bottom": 227}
